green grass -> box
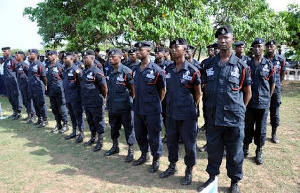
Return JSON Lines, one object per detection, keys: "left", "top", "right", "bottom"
{"left": 0, "top": 81, "right": 299, "bottom": 193}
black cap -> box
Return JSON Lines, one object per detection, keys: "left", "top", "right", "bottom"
{"left": 251, "top": 38, "right": 265, "bottom": 47}
{"left": 2, "top": 47, "right": 11, "bottom": 51}
{"left": 212, "top": 43, "right": 218, "bottom": 48}
{"left": 105, "top": 48, "right": 111, "bottom": 53}
{"left": 62, "top": 52, "right": 74, "bottom": 58}
{"left": 15, "top": 51, "right": 26, "bottom": 56}
{"left": 128, "top": 48, "right": 137, "bottom": 54}
{"left": 134, "top": 41, "right": 152, "bottom": 48}
{"left": 234, "top": 41, "right": 245, "bottom": 47}
{"left": 45, "top": 50, "right": 50, "bottom": 54}
{"left": 59, "top": 51, "right": 65, "bottom": 54}
{"left": 122, "top": 48, "right": 129, "bottom": 53}
{"left": 187, "top": 45, "right": 195, "bottom": 51}
{"left": 28, "top": 49, "right": 39, "bottom": 54}
{"left": 82, "top": 50, "right": 95, "bottom": 56}
{"left": 207, "top": 45, "right": 214, "bottom": 49}
{"left": 169, "top": 38, "right": 188, "bottom": 47}
{"left": 154, "top": 46, "right": 165, "bottom": 53}
{"left": 48, "top": 50, "right": 58, "bottom": 55}
{"left": 266, "top": 40, "right": 277, "bottom": 46}
{"left": 215, "top": 26, "right": 233, "bottom": 38}
{"left": 94, "top": 48, "right": 100, "bottom": 52}
{"left": 108, "top": 48, "right": 123, "bottom": 56}
{"left": 73, "top": 51, "right": 79, "bottom": 54}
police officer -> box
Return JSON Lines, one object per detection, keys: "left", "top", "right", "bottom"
{"left": 27, "top": 49, "right": 48, "bottom": 127}
{"left": 159, "top": 38, "right": 201, "bottom": 185}
{"left": 15, "top": 51, "right": 36, "bottom": 123}
{"left": 132, "top": 41, "right": 166, "bottom": 173}
{"left": 197, "top": 26, "right": 252, "bottom": 193}
{"left": 81, "top": 50, "right": 108, "bottom": 152}
{"left": 104, "top": 48, "right": 136, "bottom": 162}
{"left": 186, "top": 45, "right": 201, "bottom": 69}
{"left": 265, "top": 40, "right": 286, "bottom": 143}
{"left": 234, "top": 41, "right": 251, "bottom": 63}
{"left": 74, "top": 51, "right": 85, "bottom": 70}
{"left": 244, "top": 38, "right": 275, "bottom": 165}
{"left": 2, "top": 47, "right": 23, "bottom": 120}
{"left": 46, "top": 50, "right": 69, "bottom": 133}
{"left": 212, "top": 42, "right": 219, "bottom": 55}
{"left": 62, "top": 52, "right": 85, "bottom": 143}
{"left": 125, "top": 48, "right": 140, "bottom": 69}
{"left": 121, "top": 48, "right": 130, "bottom": 65}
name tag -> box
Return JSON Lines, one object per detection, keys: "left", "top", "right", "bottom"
{"left": 53, "top": 67, "right": 58, "bottom": 72}
{"left": 231, "top": 71, "right": 240, "bottom": 78}
{"left": 206, "top": 67, "right": 214, "bottom": 76}
{"left": 146, "top": 73, "right": 155, "bottom": 79}
{"left": 19, "top": 67, "right": 23, "bottom": 71}
{"left": 182, "top": 75, "right": 192, "bottom": 81}
{"left": 166, "top": 73, "right": 171, "bottom": 78}
{"left": 68, "top": 73, "right": 74, "bottom": 77}
{"left": 87, "top": 74, "right": 94, "bottom": 79}
{"left": 117, "top": 76, "right": 124, "bottom": 81}
{"left": 263, "top": 64, "right": 269, "bottom": 72}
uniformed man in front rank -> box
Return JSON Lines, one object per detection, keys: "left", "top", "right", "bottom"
{"left": 104, "top": 48, "right": 136, "bottom": 162}
{"left": 132, "top": 41, "right": 166, "bottom": 173}
{"left": 125, "top": 48, "right": 140, "bottom": 70}
{"left": 197, "top": 26, "right": 252, "bottom": 193}
{"left": 2, "top": 47, "right": 23, "bottom": 120}
{"left": 186, "top": 45, "right": 201, "bottom": 69}
{"left": 159, "top": 38, "right": 201, "bottom": 186}
{"left": 15, "top": 51, "right": 36, "bottom": 123}
{"left": 234, "top": 41, "right": 251, "bottom": 63}
{"left": 265, "top": 40, "right": 286, "bottom": 143}
{"left": 27, "top": 49, "right": 48, "bottom": 127}
{"left": 154, "top": 46, "right": 171, "bottom": 143}
{"left": 62, "top": 52, "right": 85, "bottom": 143}
{"left": 46, "top": 50, "right": 69, "bottom": 133}
{"left": 81, "top": 50, "right": 108, "bottom": 152}
{"left": 244, "top": 38, "right": 275, "bottom": 165}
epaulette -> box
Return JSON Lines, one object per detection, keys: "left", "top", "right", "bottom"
{"left": 186, "top": 61, "right": 199, "bottom": 73}
{"left": 121, "top": 65, "right": 132, "bottom": 75}
{"left": 150, "top": 62, "right": 163, "bottom": 72}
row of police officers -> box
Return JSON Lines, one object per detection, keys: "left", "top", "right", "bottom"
{"left": 1, "top": 25, "right": 286, "bottom": 193}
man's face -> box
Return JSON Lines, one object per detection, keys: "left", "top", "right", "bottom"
{"left": 63, "top": 56, "right": 73, "bottom": 66}
{"left": 28, "top": 53, "right": 38, "bottom": 61}
{"left": 128, "top": 53, "right": 137, "bottom": 61}
{"left": 253, "top": 44, "right": 265, "bottom": 57}
{"left": 40, "top": 56, "right": 45, "bottom": 62}
{"left": 109, "top": 55, "right": 121, "bottom": 65}
{"left": 266, "top": 44, "right": 276, "bottom": 54}
{"left": 48, "top": 53, "right": 57, "bottom": 62}
{"left": 15, "top": 54, "right": 23, "bottom": 62}
{"left": 136, "top": 48, "right": 149, "bottom": 60}
{"left": 185, "top": 50, "right": 193, "bottom": 59}
{"left": 83, "top": 55, "right": 94, "bottom": 66}
{"left": 123, "top": 52, "right": 128, "bottom": 59}
{"left": 217, "top": 34, "right": 234, "bottom": 51}
{"left": 208, "top": 48, "right": 215, "bottom": 57}
{"left": 170, "top": 44, "right": 186, "bottom": 60}
{"left": 235, "top": 45, "right": 245, "bottom": 56}
{"left": 155, "top": 51, "right": 164, "bottom": 60}
{"left": 2, "top": 49, "right": 10, "bottom": 57}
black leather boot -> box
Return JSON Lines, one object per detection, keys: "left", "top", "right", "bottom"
{"left": 197, "top": 175, "right": 216, "bottom": 192}
{"left": 271, "top": 127, "right": 279, "bottom": 143}
{"left": 51, "top": 122, "right": 61, "bottom": 133}
{"left": 65, "top": 128, "right": 77, "bottom": 140}
{"left": 75, "top": 131, "right": 84, "bottom": 143}
{"left": 38, "top": 117, "right": 48, "bottom": 128}
{"left": 148, "top": 158, "right": 160, "bottom": 173}
{"left": 104, "top": 139, "right": 120, "bottom": 156}
{"left": 243, "top": 143, "right": 249, "bottom": 157}
{"left": 59, "top": 122, "right": 69, "bottom": 133}
{"left": 229, "top": 181, "right": 241, "bottom": 193}
{"left": 11, "top": 111, "right": 21, "bottom": 121}
{"left": 93, "top": 134, "right": 104, "bottom": 152}
{"left": 255, "top": 147, "right": 263, "bottom": 165}
{"left": 84, "top": 133, "right": 96, "bottom": 146}
{"left": 132, "top": 152, "right": 149, "bottom": 166}
{"left": 124, "top": 145, "right": 134, "bottom": 162}
{"left": 159, "top": 162, "right": 178, "bottom": 178}
{"left": 34, "top": 117, "right": 42, "bottom": 125}
{"left": 180, "top": 166, "right": 193, "bottom": 185}
{"left": 27, "top": 115, "right": 36, "bottom": 124}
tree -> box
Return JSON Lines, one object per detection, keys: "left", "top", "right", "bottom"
{"left": 279, "top": 4, "right": 300, "bottom": 61}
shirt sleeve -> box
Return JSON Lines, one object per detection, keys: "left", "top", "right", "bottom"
{"left": 96, "top": 73, "right": 107, "bottom": 86}
{"left": 191, "top": 69, "right": 201, "bottom": 86}
{"left": 157, "top": 70, "right": 166, "bottom": 90}
{"left": 40, "top": 65, "right": 47, "bottom": 76}
{"left": 243, "top": 66, "right": 252, "bottom": 87}
{"left": 126, "top": 72, "right": 134, "bottom": 86}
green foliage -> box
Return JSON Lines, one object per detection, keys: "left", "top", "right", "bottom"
{"left": 279, "top": 4, "right": 300, "bottom": 61}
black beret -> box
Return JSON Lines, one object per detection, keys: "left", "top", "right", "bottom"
{"left": 59, "top": 51, "right": 65, "bottom": 54}
{"left": 215, "top": 26, "right": 233, "bottom": 38}
{"left": 45, "top": 50, "right": 50, "bottom": 54}
{"left": 82, "top": 50, "right": 95, "bottom": 56}
{"left": 207, "top": 45, "right": 214, "bottom": 49}
{"left": 28, "top": 49, "right": 39, "bottom": 54}
{"left": 62, "top": 52, "right": 74, "bottom": 57}
{"left": 134, "top": 41, "right": 152, "bottom": 48}
{"left": 48, "top": 50, "right": 58, "bottom": 55}
{"left": 122, "top": 48, "right": 129, "bottom": 53}
{"left": 105, "top": 48, "right": 111, "bottom": 53}
{"left": 234, "top": 41, "right": 245, "bottom": 47}
{"left": 2, "top": 47, "right": 11, "bottom": 51}
{"left": 73, "top": 51, "right": 79, "bottom": 54}
{"left": 187, "top": 45, "right": 195, "bottom": 51}
{"left": 15, "top": 51, "right": 25, "bottom": 56}
{"left": 251, "top": 38, "right": 265, "bottom": 47}
{"left": 108, "top": 48, "right": 123, "bottom": 56}
{"left": 94, "top": 48, "right": 100, "bottom": 52}
{"left": 266, "top": 40, "right": 277, "bottom": 46}
{"left": 212, "top": 43, "right": 218, "bottom": 48}
{"left": 169, "top": 38, "right": 188, "bottom": 47}
{"left": 154, "top": 46, "right": 165, "bottom": 53}
{"left": 128, "top": 48, "right": 137, "bottom": 54}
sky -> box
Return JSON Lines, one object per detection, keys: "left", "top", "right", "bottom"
{"left": 0, "top": 0, "right": 299, "bottom": 50}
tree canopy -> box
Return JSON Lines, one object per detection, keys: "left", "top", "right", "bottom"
{"left": 24, "top": 0, "right": 290, "bottom": 53}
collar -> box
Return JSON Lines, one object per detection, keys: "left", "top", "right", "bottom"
{"left": 169, "top": 60, "right": 190, "bottom": 71}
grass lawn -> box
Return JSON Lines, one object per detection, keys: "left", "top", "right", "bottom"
{"left": 0, "top": 81, "right": 299, "bottom": 193}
